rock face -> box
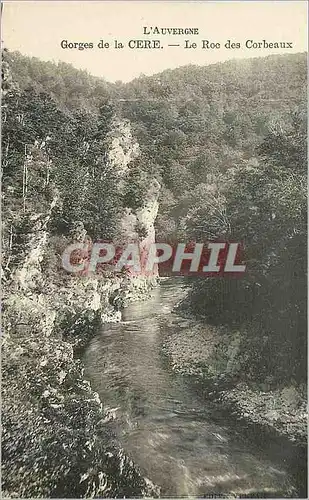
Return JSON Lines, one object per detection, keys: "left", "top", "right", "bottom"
{"left": 15, "top": 194, "right": 58, "bottom": 293}
{"left": 120, "top": 178, "right": 160, "bottom": 277}
{"left": 106, "top": 118, "right": 140, "bottom": 176}
{"left": 107, "top": 117, "right": 160, "bottom": 249}
{"left": 106, "top": 117, "right": 161, "bottom": 283}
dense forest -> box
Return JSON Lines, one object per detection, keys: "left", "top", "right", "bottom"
{"left": 120, "top": 52, "right": 307, "bottom": 387}
{"left": 2, "top": 49, "right": 307, "bottom": 497}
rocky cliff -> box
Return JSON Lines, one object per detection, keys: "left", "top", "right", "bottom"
{"left": 2, "top": 116, "right": 160, "bottom": 498}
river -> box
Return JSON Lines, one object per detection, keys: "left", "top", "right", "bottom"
{"left": 83, "top": 279, "right": 303, "bottom": 497}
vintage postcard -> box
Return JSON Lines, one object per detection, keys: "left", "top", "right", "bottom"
{"left": 1, "top": 1, "right": 307, "bottom": 498}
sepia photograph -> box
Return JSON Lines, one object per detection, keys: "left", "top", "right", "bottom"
{"left": 1, "top": 1, "right": 308, "bottom": 498}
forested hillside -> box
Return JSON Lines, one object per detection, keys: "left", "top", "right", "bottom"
{"left": 119, "top": 52, "right": 307, "bottom": 390}
{"left": 2, "top": 48, "right": 307, "bottom": 496}
{"left": 3, "top": 46, "right": 307, "bottom": 402}
{"left": 2, "top": 50, "right": 112, "bottom": 111}
{"left": 119, "top": 53, "right": 306, "bottom": 236}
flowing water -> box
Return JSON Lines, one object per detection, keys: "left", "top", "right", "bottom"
{"left": 83, "top": 279, "right": 304, "bottom": 497}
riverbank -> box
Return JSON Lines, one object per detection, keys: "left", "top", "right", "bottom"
{"left": 161, "top": 312, "right": 307, "bottom": 447}
{"left": 82, "top": 279, "right": 304, "bottom": 498}
{"left": 2, "top": 274, "right": 158, "bottom": 498}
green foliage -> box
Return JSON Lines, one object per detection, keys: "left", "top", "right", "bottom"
{"left": 123, "top": 157, "right": 152, "bottom": 210}
{"left": 2, "top": 72, "right": 122, "bottom": 251}
{"left": 3, "top": 50, "right": 112, "bottom": 112}
{"left": 186, "top": 109, "right": 307, "bottom": 384}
